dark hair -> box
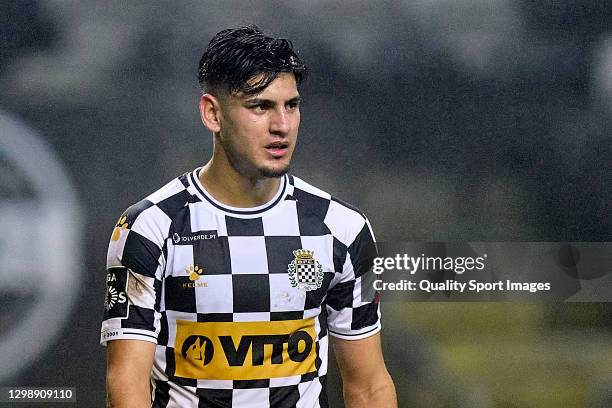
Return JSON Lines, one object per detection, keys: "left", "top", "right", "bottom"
{"left": 198, "top": 25, "right": 306, "bottom": 95}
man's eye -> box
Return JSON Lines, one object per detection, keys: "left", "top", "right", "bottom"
{"left": 287, "top": 102, "right": 300, "bottom": 110}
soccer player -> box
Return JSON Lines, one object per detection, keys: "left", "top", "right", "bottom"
{"left": 101, "top": 26, "right": 397, "bottom": 408}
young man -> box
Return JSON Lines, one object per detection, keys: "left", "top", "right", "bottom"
{"left": 101, "top": 26, "right": 396, "bottom": 408}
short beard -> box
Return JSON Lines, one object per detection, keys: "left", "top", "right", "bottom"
{"left": 219, "top": 135, "right": 290, "bottom": 179}
{"left": 259, "top": 165, "right": 290, "bottom": 178}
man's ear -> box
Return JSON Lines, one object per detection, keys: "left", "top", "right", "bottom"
{"left": 199, "top": 93, "right": 222, "bottom": 133}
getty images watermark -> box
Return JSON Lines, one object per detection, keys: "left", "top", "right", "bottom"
{"left": 369, "top": 242, "right": 612, "bottom": 301}
{"left": 372, "top": 252, "right": 550, "bottom": 294}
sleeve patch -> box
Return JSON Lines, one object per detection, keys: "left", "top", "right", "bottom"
{"left": 104, "top": 266, "right": 129, "bottom": 320}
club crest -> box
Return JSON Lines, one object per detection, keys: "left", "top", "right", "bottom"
{"left": 288, "top": 249, "right": 324, "bottom": 291}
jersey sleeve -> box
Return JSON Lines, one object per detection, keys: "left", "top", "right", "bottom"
{"left": 100, "top": 199, "right": 169, "bottom": 346}
{"left": 325, "top": 203, "right": 381, "bottom": 340}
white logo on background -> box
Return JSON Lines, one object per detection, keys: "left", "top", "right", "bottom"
{"left": 0, "top": 111, "right": 83, "bottom": 382}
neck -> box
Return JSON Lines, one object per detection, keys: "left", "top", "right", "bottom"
{"left": 198, "top": 155, "right": 282, "bottom": 208}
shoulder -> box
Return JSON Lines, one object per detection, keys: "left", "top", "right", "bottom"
{"left": 110, "top": 173, "right": 194, "bottom": 252}
{"left": 290, "top": 175, "right": 372, "bottom": 247}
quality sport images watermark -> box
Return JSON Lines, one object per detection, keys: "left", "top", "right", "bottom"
{"left": 369, "top": 242, "right": 612, "bottom": 302}
{"left": 372, "top": 252, "right": 550, "bottom": 293}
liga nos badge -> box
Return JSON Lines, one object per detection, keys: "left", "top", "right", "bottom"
{"left": 288, "top": 249, "right": 324, "bottom": 291}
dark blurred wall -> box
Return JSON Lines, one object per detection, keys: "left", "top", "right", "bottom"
{"left": 0, "top": 1, "right": 610, "bottom": 407}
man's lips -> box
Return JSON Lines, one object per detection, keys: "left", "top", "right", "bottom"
{"left": 265, "top": 142, "right": 289, "bottom": 157}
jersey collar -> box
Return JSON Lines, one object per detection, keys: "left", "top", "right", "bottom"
{"left": 188, "top": 168, "right": 289, "bottom": 216}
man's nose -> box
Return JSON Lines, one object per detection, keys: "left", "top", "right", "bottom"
{"left": 269, "top": 108, "right": 290, "bottom": 135}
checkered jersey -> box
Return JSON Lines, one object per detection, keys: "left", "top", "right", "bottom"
{"left": 101, "top": 168, "right": 381, "bottom": 408}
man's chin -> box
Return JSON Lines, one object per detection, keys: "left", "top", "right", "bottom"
{"left": 259, "top": 165, "right": 290, "bottom": 178}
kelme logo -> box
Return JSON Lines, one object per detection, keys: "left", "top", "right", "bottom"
{"left": 111, "top": 216, "right": 129, "bottom": 241}
{"left": 187, "top": 265, "right": 205, "bottom": 281}
{"left": 182, "top": 265, "right": 207, "bottom": 288}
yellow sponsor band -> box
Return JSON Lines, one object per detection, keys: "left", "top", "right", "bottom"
{"left": 174, "top": 318, "right": 316, "bottom": 380}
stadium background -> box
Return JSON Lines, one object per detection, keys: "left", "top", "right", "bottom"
{"left": 1, "top": 1, "right": 611, "bottom": 406}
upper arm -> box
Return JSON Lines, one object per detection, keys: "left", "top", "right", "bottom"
{"left": 332, "top": 333, "right": 397, "bottom": 407}
{"left": 106, "top": 339, "right": 156, "bottom": 408}
{"left": 332, "top": 333, "right": 387, "bottom": 384}
{"left": 107, "top": 339, "right": 156, "bottom": 378}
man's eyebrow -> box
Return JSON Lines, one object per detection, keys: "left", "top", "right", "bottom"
{"left": 244, "top": 95, "right": 301, "bottom": 105}
{"left": 244, "top": 97, "right": 273, "bottom": 105}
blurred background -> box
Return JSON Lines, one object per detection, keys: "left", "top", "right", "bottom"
{"left": 1, "top": 1, "right": 611, "bottom": 406}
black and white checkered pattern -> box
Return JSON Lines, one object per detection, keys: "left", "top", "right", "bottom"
{"left": 297, "top": 262, "right": 316, "bottom": 284}
{"left": 101, "top": 168, "right": 381, "bottom": 408}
